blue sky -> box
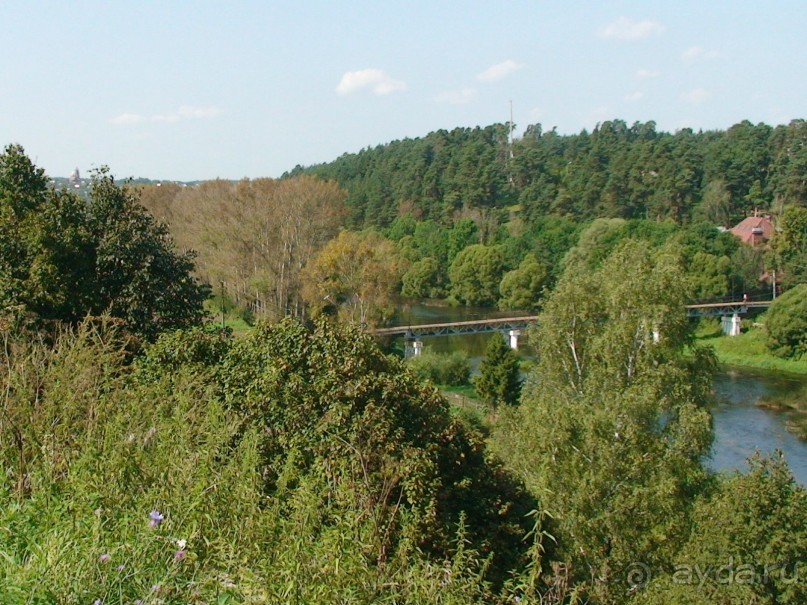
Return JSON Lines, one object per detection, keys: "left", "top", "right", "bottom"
{"left": 1, "top": 1, "right": 804, "bottom": 181}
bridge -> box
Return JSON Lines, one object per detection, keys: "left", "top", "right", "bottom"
{"left": 372, "top": 299, "right": 773, "bottom": 356}
{"left": 374, "top": 315, "right": 538, "bottom": 354}
{"left": 684, "top": 300, "right": 771, "bottom": 317}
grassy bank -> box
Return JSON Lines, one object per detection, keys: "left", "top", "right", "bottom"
{"left": 694, "top": 320, "right": 807, "bottom": 440}
{"left": 697, "top": 325, "right": 807, "bottom": 376}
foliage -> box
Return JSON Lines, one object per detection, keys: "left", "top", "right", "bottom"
{"left": 687, "top": 251, "right": 732, "bottom": 299}
{"left": 765, "top": 284, "right": 807, "bottom": 358}
{"left": 139, "top": 174, "right": 348, "bottom": 321}
{"left": 498, "top": 253, "right": 548, "bottom": 311}
{"left": 0, "top": 317, "right": 535, "bottom": 602}
{"left": 297, "top": 119, "right": 805, "bottom": 229}
{"left": 406, "top": 350, "right": 471, "bottom": 386}
{"left": 770, "top": 206, "right": 807, "bottom": 287}
{"left": 637, "top": 454, "right": 807, "bottom": 605}
{"left": 448, "top": 244, "right": 505, "bottom": 306}
{"left": 401, "top": 256, "right": 444, "bottom": 299}
{"left": 493, "top": 240, "right": 718, "bottom": 603}
{"left": 474, "top": 334, "right": 522, "bottom": 409}
{"left": 86, "top": 169, "right": 210, "bottom": 341}
{"left": 0, "top": 145, "right": 209, "bottom": 341}
{"left": 301, "top": 230, "right": 403, "bottom": 326}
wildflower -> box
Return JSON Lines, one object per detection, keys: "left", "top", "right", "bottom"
{"left": 94, "top": 600, "right": 102, "bottom": 605}
{"left": 149, "top": 510, "right": 164, "bottom": 528}
{"left": 174, "top": 549, "right": 187, "bottom": 561}
{"left": 117, "top": 564, "right": 125, "bottom": 572}
{"left": 98, "top": 553, "right": 111, "bottom": 564}
{"left": 174, "top": 538, "right": 187, "bottom": 550}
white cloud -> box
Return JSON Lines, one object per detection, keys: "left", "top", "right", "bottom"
{"left": 636, "top": 68, "right": 660, "bottom": 79}
{"left": 434, "top": 88, "right": 477, "bottom": 105}
{"left": 682, "top": 45, "right": 720, "bottom": 61}
{"left": 335, "top": 68, "right": 407, "bottom": 95}
{"left": 625, "top": 91, "right": 644, "bottom": 103}
{"left": 109, "top": 113, "right": 146, "bottom": 125}
{"left": 599, "top": 17, "right": 665, "bottom": 41}
{"left": 110, "top": 106, "right": 222, "bottom": 125}
{"left": 681, "top": 88, "right": 711, "bottom": 104}
{"left": 476, "top": 60, "right": 524, "bottom": 82}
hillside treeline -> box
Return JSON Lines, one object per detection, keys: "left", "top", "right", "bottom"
{"left": 290, "top": 119, "right": 806, "bottom": 228}
{"left": 1, "top": 145, "right": 806, "bottom": 603}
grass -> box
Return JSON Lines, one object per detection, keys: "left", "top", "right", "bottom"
{"left": 437, "top": 384, "right": 493, "bottom": 432}
{"left": 693, "top": 318, "right": 807, "bottom": 440}
{"left": 696, "top": 324, "right": 807, "bottom": 376}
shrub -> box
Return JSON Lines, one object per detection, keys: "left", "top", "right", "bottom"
{"left": 765, "top": 284, "right": 807, "bottom": 358}
{"left": 406, "top": 350, "right": 471, "bottom": 386}
{"left": 0, "top": 318, "right": 535, "bottom": 601}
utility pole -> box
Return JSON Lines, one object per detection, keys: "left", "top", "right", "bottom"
{"left": 772, "top": 270, "right": 777, "bottom": 299}
{"left": 507, "top": 100, "right": 515, "bottom": 186}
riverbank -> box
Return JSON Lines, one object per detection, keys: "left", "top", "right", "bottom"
{"left": 696, "top": 324, "right": 807, "bottom": 441}
{"left": 696, "top": 324, "right": 807, "bottom": 376}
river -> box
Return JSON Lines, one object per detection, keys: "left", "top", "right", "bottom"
{"left": 393, "top": 303, "right": 807, "bottom": 485}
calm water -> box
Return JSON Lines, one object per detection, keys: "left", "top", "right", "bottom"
{"left": 393, "top": 303, "right": 807, "bottom": 485}
{"left": 711, "top": 368, "right": 806, "bottom": 484}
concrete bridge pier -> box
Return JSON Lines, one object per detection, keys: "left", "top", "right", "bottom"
{"left": 508, "top": 329, "right": 521, "bottom": 350}
{"left": 405, "top": 339, "right": 424, "bottom": 358}
{"left": 721, "top": 313, "right": 742, "bottom": 336}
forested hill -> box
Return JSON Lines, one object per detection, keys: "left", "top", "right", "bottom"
{"left": 289, "top": 119, "right": 806, "bottom": 229}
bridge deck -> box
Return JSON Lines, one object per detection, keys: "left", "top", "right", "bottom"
{"left": 373, "top": 316, "right": 539, "bottom": 339}
{"left": 372, "top": 300, "right": 773, "bottom": 339}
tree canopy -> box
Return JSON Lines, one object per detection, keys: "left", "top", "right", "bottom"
{"left": 0, "top": 145, "right": 208, "bottom": 340}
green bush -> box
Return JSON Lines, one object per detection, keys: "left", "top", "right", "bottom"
{"left": 0, "top": 318, "right": 533, "bottom": 601}
{"left": 406, "top": 350, "right": 471, "bottom": 386}
{"left": 765, "top": 284, "right": 807, "bottom": 358}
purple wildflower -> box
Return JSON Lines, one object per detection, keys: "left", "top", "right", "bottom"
{"left": 98, "top": 553, "right": 111, "bottom": 564}
{"left": 149, "top": 510, "right": 164, "bottom": 528}
{"left": 174, "top": 549, "right": 187, "bottom": 561}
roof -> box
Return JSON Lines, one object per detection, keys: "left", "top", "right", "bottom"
{"left": 729, "top": 215, "right": 774, "bottom": 246}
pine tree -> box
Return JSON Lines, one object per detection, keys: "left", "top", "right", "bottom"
{"left": 474, "top": 333, "right": 521, "bottom": 408}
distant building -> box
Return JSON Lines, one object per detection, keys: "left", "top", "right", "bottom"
{"left": 68, "top": 167, "right": 81, "bottom": 188}
{"left": 729, "top": 214, "right": 773, "bottom": 247}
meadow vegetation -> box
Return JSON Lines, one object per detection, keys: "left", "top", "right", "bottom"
{"left": 1, "top": 127, "right": 806, "bottom": 604}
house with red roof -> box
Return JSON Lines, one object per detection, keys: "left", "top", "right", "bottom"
{"left": 729, "top": 215, "right": 774, "bottom": 247}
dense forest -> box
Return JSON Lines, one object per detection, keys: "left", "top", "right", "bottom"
{"left": 289, "top": 119, "right": 806, "bottom": 228}
{"left": 1, "top": 126, "right": 806, "bottom": 604}
{"left": 133, "top": 119, "right": 806, "bottom": 325}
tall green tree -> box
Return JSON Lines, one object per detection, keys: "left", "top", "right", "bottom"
{"left": 448, "top": 244, "right": 504, "bottom": 306}
{"left": 0, "top": 145, "right": 95, "bottom": 321}
{"left": 494, "top": 240, "right": 716, "bottom": 603}
{"left": 86, "top": 169, "right": 210, "bottom": 340}
{"left": 498, "top": 253, "right": 548, "bottom": 311}
{"left": 0, "top": 146, "right": 208, "bottom": 340}
{"left": 770, "top": 206, "right": 807, "bottom": 286}
{"left": 474, "top": 333, "right": 521, "bottom": 409}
